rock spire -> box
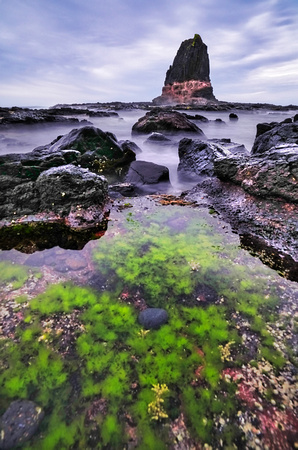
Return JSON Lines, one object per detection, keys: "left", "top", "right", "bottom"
{"left": 153, "top": 34, "right": 216, "bottom": 105}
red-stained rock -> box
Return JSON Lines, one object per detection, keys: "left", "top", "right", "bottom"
{"left": 153, "top": 34, "right": 216, "bottom": 105}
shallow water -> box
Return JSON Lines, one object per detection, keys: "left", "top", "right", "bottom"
{"left": 0, "top": 198, "right": 297, "bottom": 449}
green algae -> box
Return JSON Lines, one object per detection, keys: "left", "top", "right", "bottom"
{"left": 0, "top": 261, "right": 40, "bottom": 290}
{"left": 0, "top": 203, "right": 294, "bottom": 448}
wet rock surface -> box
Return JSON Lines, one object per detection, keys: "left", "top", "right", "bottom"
{"left": 0, "top": 400, "right": 44, "bottom": 449}
{"left": 185, "top": 180, "right": 298, "bottom": 281}
{"left": 125, "top": 160, "right": 170, "bottom": 193}
{"left": 0, "top": 125, "right": 137, "bottom": 226}
{"left": 252, "top": 121, "right": 298, "bottom": 155}
{"left": 132, "top": 109, "right": 204, "bottom": 134}
{"left": 214, "top": 145, "right": 298, "bottom": 203}
{"left": 178, "top": 137, "right": 248, "bottom": 179}
{"left": 0, "top": 163, "right": 109, "bottom": 228}
{"left": 138, "top": 308, "right": 169, "bottom": 329}
{"left": 213, "top": 120, "right": 298, "bottom": 203}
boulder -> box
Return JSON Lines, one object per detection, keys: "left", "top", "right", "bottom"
{"left": 0, "top": 164, "right": 109, "bottom": 229}
{"left": 252, "top": 122, "right": 298, "bottom": 155}
{"left": 138, "top": 308, "right": 168, "bottom": 329}
{"left": 0, "top": 400, "right": 44, "bottom": 449}
{"left": 178, "top": 138, "right": 248, "bottom": 179}
{"left": 125, "top": 160, "right": 170, "bottom": 193}
{"left": 36, "top": 164, "right": 108, "bottom": 216}
{"left": 229, "top": 113, "right": 238, "bottom": 120}
{"left": 132, "top": 109, "right": 204, "bottom": 134}
{"left": 214, "top": 145, "right": 298, "bottom": 203}
{"left": 214, "top": 121, "right": 298, "bottom": 203}
{"left": 0, "top": 126, "right": 137, "bottom": 224}
{"left": 153, "top": 34, "right": 216, "bottom": 105}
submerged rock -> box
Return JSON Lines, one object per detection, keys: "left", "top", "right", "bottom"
{"left": 138, "top": 308, "right": 168, "bottom": 329}
{"left": 144, "top": 132, "right": 172, "bottom": 144}
{"left": 0, "top": 400, "right": 44, "bottom": 449}
{"left": 132, "top": 109, "right": 204, "bottom": 134}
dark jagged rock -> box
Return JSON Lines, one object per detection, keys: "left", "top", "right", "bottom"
{"left": 214, "top": 146, "right": 298, "bottom": 203}
{"left": 132, "top": 109, "right": 204, "bottom": 134}
{"left": 0, "top": 126, "right": 134, "bottom": 226}
{"left": 125, "top": 160, "right": 170, "bottom": 193}
{"left": 153, "top": 34, "right": 216, "bottom": 105}
{"left": 138, "top": 308, "right": 168, "bottom": 329}
{"left": 252, "top": 122, "right": 298, "bottom": 155}
{"left": 178, "top": 138, "right": 248, "bottom": 179}
{"left": 213, "top": 121, "right": 298, "bottom": 203}
{"left": 0, "top": 400, "right": 44, "bottom": 449}
{"left": 182, "top": 119, "right": 298, "bottom": 279}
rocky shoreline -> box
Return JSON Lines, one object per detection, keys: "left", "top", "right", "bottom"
{"left": 0, "top": 103, "right": 297, "bottom": 280}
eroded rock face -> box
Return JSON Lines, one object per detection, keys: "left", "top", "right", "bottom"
{"left": 252, "top": 122, "right": 298, "bottom": 155}
{"left": 132, "top": 109, "right": 204, "bottom": 134}
{"left": 214, "top": 146, "right": 298, "bottom": 203}
{"left": 178, "top": 138, "right": 248, "bottom": 179}
{"left": 153, "top": 34, "right": 216, "bottom": 105}
{"left": 214, "top": 120, "right": 298, "bottom": 203}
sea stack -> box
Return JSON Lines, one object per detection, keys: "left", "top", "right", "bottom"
{"left": 153, "top": 34, "right": 216, "bottom": 105}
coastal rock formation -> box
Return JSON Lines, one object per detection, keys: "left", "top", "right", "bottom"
{"left": 0, "top": 106, "right": 117, "bottom": 125}
{"left": 132, "top": 109, "right": 204, "bottom": 134}
{"left": 153, "top": 34, "right": 216, "bottom": 105}
{"left": 178, "top": 138, "right": 248, "bottom": 179}
{"left": 0, "top": 126, "right": 137, "bottom": 228}
{"left": 183, "top": 118, "right": 298, "bottom": 280}
{"left": 214, "top": 121, "right": 298, "bottom": 203}
{"left": 252, "top": 121, "right": 298, "bottom": 155}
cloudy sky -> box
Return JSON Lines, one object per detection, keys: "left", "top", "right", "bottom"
{"left": 1, "top": 0, "right": 297, "bottom": 107}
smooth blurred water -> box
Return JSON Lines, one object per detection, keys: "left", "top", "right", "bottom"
{"left": 1, "top": 108, "right": 297, "bottom": 192}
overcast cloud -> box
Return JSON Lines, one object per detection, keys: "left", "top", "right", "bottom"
{"left": 0, "top": 0, "right": 297, "bottom": 106}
